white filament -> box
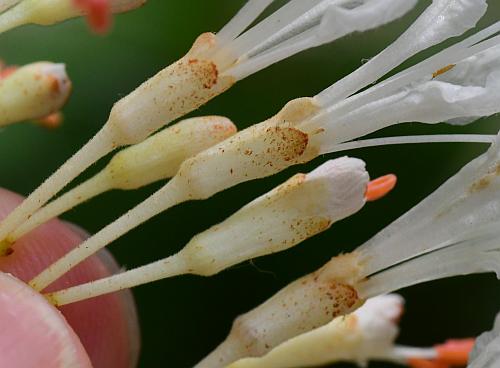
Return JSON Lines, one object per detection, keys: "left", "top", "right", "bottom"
{"left": 324, "top": 135, "right": 495, "bottom": 154}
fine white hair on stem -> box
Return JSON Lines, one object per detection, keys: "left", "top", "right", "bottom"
{"left": 221, "top": 0, "right": 418, "bottom": 80}
{"left": 316, "top": 0, "right": 489, "bottom": 105}
{"left": 7, "top": 116, "right": 236, "bottom": 243}
{"left": 356, "top": 132, "right": 500, "bottom": 280}
{"left": 44, "top": 157, "right": 371, "bottom": 305}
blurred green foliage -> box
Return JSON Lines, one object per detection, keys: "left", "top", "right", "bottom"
{"left": 1, "top": 1, "right": 500, "bottom": 367}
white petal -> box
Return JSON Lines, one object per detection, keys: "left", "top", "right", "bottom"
{"left": 317, "top": 0, "right": 488, "bottom": 105}
{"left": 356, "top": 133, "right": 500, "bottom": 278}
{"left": 316, "top": 0, "right": 418, "bottom": 42}
{"left": 469, "top": 313, "right": 500, "bottom": 368}
{"left": 223, "top": 0, "right": 416, "bottom": 80}
{"left": 311, "top": 44, "right": 500, "bottom": 150}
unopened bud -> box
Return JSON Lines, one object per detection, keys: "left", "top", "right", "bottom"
{"left": 0, "top": 62, "right": 71, "bottom": 127}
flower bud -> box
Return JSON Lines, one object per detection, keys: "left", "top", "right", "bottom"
{"left": 0, "top": 62, "right": 71, "bottom": 127}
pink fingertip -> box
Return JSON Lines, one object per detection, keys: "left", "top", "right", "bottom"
{"left": 0, "top": 272, "right": 92, "bottom": 368}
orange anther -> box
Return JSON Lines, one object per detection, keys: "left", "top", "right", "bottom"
{"left": 73, "top": 0, "right": 111, "bottom": 34}
{"left": 432, "top": 64, "right": 456, "bottom": 78}
{"left": 435, "top": 338, "right": 476, "bottom": 365}
{"left": 408, "top": 358, "right": 449, "bottom": 368}
{"left": 35, "top": 112, "right": 63, "bottom": 129}
{"left": 365, "top": 174, "right": 397, "bottom": 202}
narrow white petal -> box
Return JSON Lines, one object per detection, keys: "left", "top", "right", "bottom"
{"left": 223, "top": 0, "right": 416, "bottom": 80}
{"left": 317, "top": 0, "right": 488, "bottom": 105}
{"left": 356, "top": 134, "right": 500, "bottom": 278}
{"left": 468, "top": 313, "right": 500, "bottom": 368}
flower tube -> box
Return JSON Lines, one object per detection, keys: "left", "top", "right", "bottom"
{"left": 0, "top": 0, "right": 415, "bottom": 249}
{"left": 44, "top": 157, "right": 395, "bottom": 305}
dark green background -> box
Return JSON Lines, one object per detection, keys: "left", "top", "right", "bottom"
{"left": 1, "top": 1, "right": 500, "bottom": 367}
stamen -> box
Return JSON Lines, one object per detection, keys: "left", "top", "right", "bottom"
{"left": 432, "top": 64, "right": 456, "bottom": 79}
{"left": 324, "top": 135, "right": 496, "bottom": 154}
{"left": 73, "top": 0, "right": 111, "bottom": 33}
{"left": 34, "top": 112, "right": 64, "bottom": 129}
{"left": 365, "top": 174, "right": 397, "bottom": 202}
{"left": 435, "top": 339, "right": 476, "bottom": 365}
{"left": 406, "top": 339, "right": 475, "bottom": 368}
